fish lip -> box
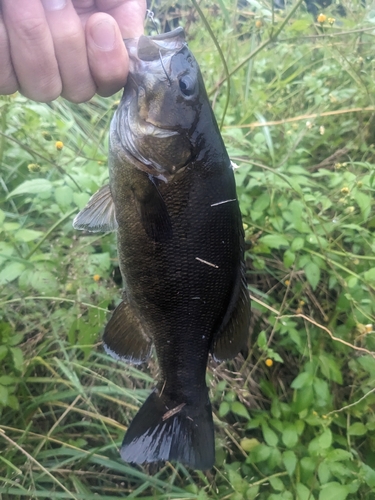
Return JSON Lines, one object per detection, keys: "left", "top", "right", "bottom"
{"left": 124, "top": 27, "right": 186, "bottom": 63}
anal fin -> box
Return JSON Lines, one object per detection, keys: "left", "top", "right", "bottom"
{"left": 211, "top": 263, "right": 251, "bottom": 362}
{"left": 103, "top": 299, "right": 152, "bottom": 364}
{"left": 73, "top": 184, "right": 118, "bottom": 232}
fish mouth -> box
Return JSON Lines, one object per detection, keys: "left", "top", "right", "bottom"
{"left": 124, "top": 27, "right": 187, "bottom": 64}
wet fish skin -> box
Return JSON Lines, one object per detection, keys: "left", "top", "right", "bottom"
{"left": 73, "top": 27, "right": 250, "bottom": 470}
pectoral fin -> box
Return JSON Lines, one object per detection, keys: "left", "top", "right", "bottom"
{"left": 132, "top": 175, "right": 172, "bottom": 242}
{"left": 103, "top": 299, "right": 152, "bottom": 364}
{"left": 211, "top": 263, "right": 251, "bottom": 362}
{"left": 73, "top": 184, "right": 118, "bottom": 232}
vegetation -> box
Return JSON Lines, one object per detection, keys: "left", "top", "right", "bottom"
{"left": 1, "top": 0, "right": 375, "bottom": 498}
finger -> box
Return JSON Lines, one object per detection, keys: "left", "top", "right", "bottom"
{"left": 86, "top": 13, "right": 129, "bottom": 97}
{"left": 95, "top": 0, "right": 146, "bottom": 38}
{"left": 0, "top": 9, "right": 18, "bottom": 94}
{"left": 2, "top": 0, "right": 62, "bottom": 102}
{"left": 41, "top": 0, "right": 96, "bottom": 103}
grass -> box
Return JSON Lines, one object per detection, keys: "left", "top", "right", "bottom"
{"left": 1, "top": 0, "right": 375, "bottom": 498}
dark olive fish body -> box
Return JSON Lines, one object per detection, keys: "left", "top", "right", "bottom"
{"left": 73, "top": 28, "right": 250, "bottom": 470}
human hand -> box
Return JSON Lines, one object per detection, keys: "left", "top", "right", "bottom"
{"left": 0, "top": 0, "right": 146, "bottom": 103}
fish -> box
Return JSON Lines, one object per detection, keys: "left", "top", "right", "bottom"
{"left": 73, "top": 27, "right": 251, "bottom": 470}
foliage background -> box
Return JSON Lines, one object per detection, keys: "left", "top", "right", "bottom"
{"left": 1, "top": 0, "right": 375, "bottom": 498}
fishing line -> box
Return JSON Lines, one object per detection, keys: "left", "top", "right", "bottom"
{"left": 146, "top": 9, "right": 159, "bottom": 34}
{"left": 159, "top": 51, "right": 172, "bottom": 86}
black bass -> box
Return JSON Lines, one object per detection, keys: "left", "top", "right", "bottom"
{"left": 73, "top": 27, "right": 250, "bottom": 470}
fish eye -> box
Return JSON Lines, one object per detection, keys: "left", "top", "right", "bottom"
{"left": 179, "top": 77, "right": 195, "bottom": 97}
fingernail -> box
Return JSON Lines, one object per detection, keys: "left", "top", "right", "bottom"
{"left": 91, "top": 21, "right": 116, "bottom": 51}
{"left": 41, "top": 0, "right": 67, "bottom": 11}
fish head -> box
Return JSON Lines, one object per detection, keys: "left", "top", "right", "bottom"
{"left": 113, "top": 28, "right": 204, "bottom": 180}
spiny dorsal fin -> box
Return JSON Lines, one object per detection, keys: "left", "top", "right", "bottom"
{"left": 73, "top": 184, "right": 118, "bottom": 232}
{"left": 103, "top": 299, "right": 152, "bottom": 364}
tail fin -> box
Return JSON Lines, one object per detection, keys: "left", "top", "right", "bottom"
{"left": 121, "top": 389, "right": 214, "bottom": 470}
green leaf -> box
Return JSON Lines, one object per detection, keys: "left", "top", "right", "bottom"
{"left": 30, "top": 271, "right": 57, "bottom": 294}
{"left": 246, "top": 485, "right": 260, "bottom": 500}
{"left": 326, "top": 449, "right": 352, "bottom": 462}
{"left": 14, "top": 229, "right": 44, "bottom": 242}
{"left": 259, "top": 234, "right": 289, "bottom": 249}
{"left": 227, "top": 469, "right": 247, "bottom": 494}
{"left": 362, "top": 464, "right": 375, "bottom": 488}
{"left": 353, "top": 191, "right": 371, "bottom": 221}
{"left": 247, "top": 444, "right": 272, "bottom": 463}
{"left": 253, "top": 193, "right": 270, "bottom": 212}
{"left": 55, "top": 185, "right": 74, "bottom": 207}
{"left": 348, "top": 422, "right": 367, "bottom": 436}
{"left": 290, "top": 19, "right": 311, "bottom": 31}
{"left": 304, "top": 262, "right": 320, "bottom": 290}
{"left": 363, "top": 268, "right": 375, "bottom": 285}
{"left": 291, "top": 237, "right": 304, "bottom": 251}
{"left": 257, "top": 330, "right": 267, "bottom": 349}
{"left": 240, "top": 437, "right": 260, "bottom": 452}
{"left": 262, "top": 423, "right": 278, "bottom": 447}
{"left": 11, "top": 347, "right": 24, "bottom": 371}
{"left": 283, "top": 249, "right": 295, "bottom": 268}
{"left": 282, "top": 450, "right": 297, "bottom": 476}
{"left": 269, "top": 476, "right": 284, "bottom": 491}
{"left": 0, "top": 385, "right": 9, "bottom": 406}
{"left": 0, "top": 376, "right": 16, "bottom": 386}
{"left": 73, "top": 192, "right": 90, "bottom": 208}
{"left": 231, "top": 401, "right": 250, "bottom": 420}
{"left": 7, "top": 178, "right": 53, "bottom": 198}
{"left": 0, "top": 262, "right": 25, "bottom": 285}
{"left": 319, "top": 428, "right": 332, "bottom": 449}
{"left": 7, "top": 333, "right": 24, "bottom": 346}
{"left": 0, "top": 345, "right": 8, "bottom": 361}
{"left": 318, "top": 460, "right": 331, "bottom": 484}
{"left": 282, "top": 423, "right": 299, "bottom": 448}
{"left": 296, "top": 483, "right": 315, "bottom": 500}
{"left": 219, "top": 401, "right": 230, "bottom": 417}
{"left": 291, "top": 372, "right": 314, "bottom": 389}
{"left": 318, "top": 482, "right": 350, "bottom": 500}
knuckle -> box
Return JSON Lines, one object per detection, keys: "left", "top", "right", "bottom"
{"left": 15, "top": 16, "right": 48, "bottom": 43}
{"left": 62, "top": 85, "right": 96, "bottom": 104}
{"left": 0, "top": 79, "right": 18, "bottom": 95}
{"left": 22, "top": 76, "right": 62, "bottom": 102}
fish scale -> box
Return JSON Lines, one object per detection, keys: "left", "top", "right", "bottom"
{"left": 73, "top": 27, "right": 251, "bottom": 470}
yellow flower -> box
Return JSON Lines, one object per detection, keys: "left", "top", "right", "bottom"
{"left": 341, "top": 187, "right": 350, "bottom": 194}
{"left": 365, "top": 324, "right": 373, "bottom": 333}
{"left": 285, "top": 279, "right": 290, "bottom": 286}
{"left": 27, "top": 163, "right": 41, "bottom": 173}
{"left": 93, "top": 274, "right": 101, "bottom": 282}
{"left": 317, "top": 13, "right": 327, "bottom": 23}
{"left": 55, "top": 140, "right": 64, "bottom": 151}
{"left": 255, "top": 20, "right": 263, "bottom": 28}
{"left": 265, "top": 358, "right": 273, "bottom": 367}
{"left": 328, "top": 17, "right": 335, "bottom": 25}
{"left": 42, "top": 131, "right": 52, "bottom": 141}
